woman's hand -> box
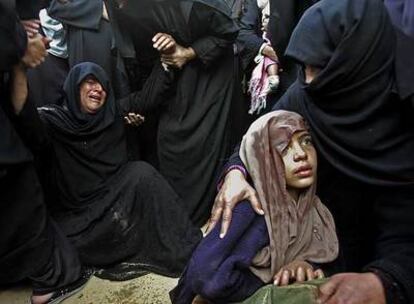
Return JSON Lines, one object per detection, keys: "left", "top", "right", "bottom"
{"left": 206, "top": 169, "right": 263, "bottom": 238}
{"left": 152, "top": 32, "right": 176, "bottom": 54}
{"left": 21, "top": 19, "right": 40, "bottom": 38}
{"left": 317, "top": 273, "right": 386, "bottom": 304}
{"left": 21, "top": 34, "right": 50, "bottom": 68}
{"left": 273, "top": 260, "right": 324, "bottom": 286}
{"left": 160, "top": 44, "right": 196, "bottom": 69}
{"left": 124, "top": 113, "right": 145, "bottom": 127}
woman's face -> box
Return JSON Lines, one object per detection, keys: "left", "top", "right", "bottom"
{"left": 282, "top": 131, "right": 317, "bottom": 190}
{"left": 79, "top": 75, "right": 107, "bottom": 114}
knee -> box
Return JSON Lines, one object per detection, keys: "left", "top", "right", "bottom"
{"left": 187, "top": 258, "right": 231, "bottom": 299}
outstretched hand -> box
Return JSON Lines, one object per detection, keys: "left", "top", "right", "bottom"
{"left": 124, "top": 113, "right": 145, "bottom": 127}
{"left": 317, "top": 273, "right": 386, "bottom": 304}
{"left": 273, "top": 260, "right": 324, "bottom": 286}
{"left": 206, "top": 169, "right": 263, "bottom": 238}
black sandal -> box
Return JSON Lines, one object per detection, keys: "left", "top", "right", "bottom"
{"left": 29, "top": 268, "right": 93, "bottom": 304}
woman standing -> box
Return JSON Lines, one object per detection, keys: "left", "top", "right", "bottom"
{"left": 111, "top": 0, "right": 240, "bottom": 226}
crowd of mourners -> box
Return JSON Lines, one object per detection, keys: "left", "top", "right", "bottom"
{"left": 1, "top": 0, "right": 414, "bottom": 303}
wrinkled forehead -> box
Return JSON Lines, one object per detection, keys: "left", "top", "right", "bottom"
{"left": 80, "top": 74, "right": 102, "bottom": 85}
{"left": 68, "top": 62, "right": 108, "bottom": 91}
{"left": 269, "top": 114, "right": 308, "bottom": 153}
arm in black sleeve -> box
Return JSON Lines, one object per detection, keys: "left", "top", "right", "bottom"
{"left": 189, "top": 3, "right": 238, "bottom": 67}
{"left": 363, "top": 186, "right": 414, "bottom": 304}
{"left": 12, "top": 95, "right": 51, "bottom": 155}
{"left": 237, "top": 0, "right": 265, "bottom": 69}
{"left": 47, "top": 0, "right": 103, "bottom": 30}
{"left": 0, "top": 3, "right": 27, "bottom": 71}
{"left": 117, "top": 62, "right": 174, "bottom": 116}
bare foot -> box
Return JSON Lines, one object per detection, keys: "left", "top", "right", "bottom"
{"left": 31, "top": 293, "right": 53, "bottom": 304}
{"left": 192, "top": 295, "right": 210, "bottom": 304}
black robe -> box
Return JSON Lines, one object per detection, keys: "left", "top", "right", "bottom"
{"left": 112, "top": 0, "right": 239, "bottom": 226}
{"left": 0, "top": 2, "right": 81, "bottom": 292}
{"left": 23, "top": 62, "right": 201, "bottom": 280}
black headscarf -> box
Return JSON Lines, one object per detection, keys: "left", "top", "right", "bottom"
{"left": 279, "top": 0, "right": 414, "bottom": 185}
{"left": 39, "top": 62, "right": 127, "bottom": 207}
{"left": 40, "top": 62, "right": 116, "bottom": 136}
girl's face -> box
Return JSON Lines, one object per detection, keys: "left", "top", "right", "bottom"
{"left": 281, "top": 131, "right": 317, "bottom": 190}
{"left": 79, "top": 75, "right": 107, "bottom": 114}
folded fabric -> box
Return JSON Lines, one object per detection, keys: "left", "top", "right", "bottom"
{"left": 237, "top": 279, "right": 327, "bottom": 304}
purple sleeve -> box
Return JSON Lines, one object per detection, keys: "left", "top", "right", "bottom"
{"left": 171, "top": 201, "right": 268, "bottom": 303}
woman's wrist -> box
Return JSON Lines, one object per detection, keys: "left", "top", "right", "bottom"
{"left": 184, "top": 46, "right": 196, "bottom": 61}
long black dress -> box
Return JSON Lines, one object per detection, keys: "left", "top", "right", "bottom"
{"left": 112, "top": 0, "right": 240, "bottom": 226}
{"left": 0, "top": 2, "right": 81, "bottom": 293}
{"left": 21, "top": 62, "right": 202, "bottom": 280}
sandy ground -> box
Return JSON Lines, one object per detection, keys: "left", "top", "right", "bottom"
{"left": 0, "top": 273, "right": 178, "bottom": 304}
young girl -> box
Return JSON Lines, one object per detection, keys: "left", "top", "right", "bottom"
{"left": 170, "top": 110, "right": 339, "bottom": 303}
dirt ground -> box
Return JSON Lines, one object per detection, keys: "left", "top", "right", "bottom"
{"left": 0, "top": 273, "right": 178, "bottom": 304}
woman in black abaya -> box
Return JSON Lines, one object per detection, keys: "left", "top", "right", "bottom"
{"left": 15, "top": 62, "right": 202, "bottom": 280}
{"left": 210, "top": 0, "right": 414, "bottom": 302}
{"left": 111, "top": 0, "right": 240, "bottom": 226}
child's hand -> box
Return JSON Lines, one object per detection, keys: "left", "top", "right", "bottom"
{"left": 261, "top": 45, "right": 278, "bottom": 62}
{"left": 273, "top": 260, "right": 324, "bottom": 286}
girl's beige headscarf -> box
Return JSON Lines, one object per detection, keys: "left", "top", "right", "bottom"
{"left": 239, "top": 110, "right": 339, "bottom": 283}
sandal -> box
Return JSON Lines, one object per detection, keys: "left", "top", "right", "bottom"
{"left": 29, "top": 268, "right": 93, "bottom": 304}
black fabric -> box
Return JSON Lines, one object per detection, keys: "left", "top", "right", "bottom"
{"left": 0, "top": 163, "right": 79, "bottom": 286}
{"left": 236, "top": 0, "right": 317, "bottom": 111}
{"left": 47, "top": 0, "right": 130, "bottom": 98}
{"left": 29, "top": 219, "right": 82, "bottom": 295}
{"left": 0, "top": 2, "right": 33, "bottom": 165}
{"left": 112, "top": 0, "right": 239, "bottom": 225}
{"left": 27, "top": 53, "right": 69, "bottom": 107}
{"left": 236, "top": 0, "right": 264, "bottom": 70}
{"left": 283, "top": 0, "right": 414, "bottom": 186}
{"left": 22, "top": 62, "right": 201, "bottom": 277}
{"left": 0, "top": 0, "right": 81, "bottom": 293}
{"left": 0, "top": 1, "right": 27, "bottom": 72}
{"left": 384, "top": 0, "right": 414, "bottom": 101}
{"left": 384, "top": 0, "right": 414, "bottom": 38}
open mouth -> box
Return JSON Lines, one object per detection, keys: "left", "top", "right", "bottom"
{"left": 88, "top": 93, "right": 102, "bottom": 103}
